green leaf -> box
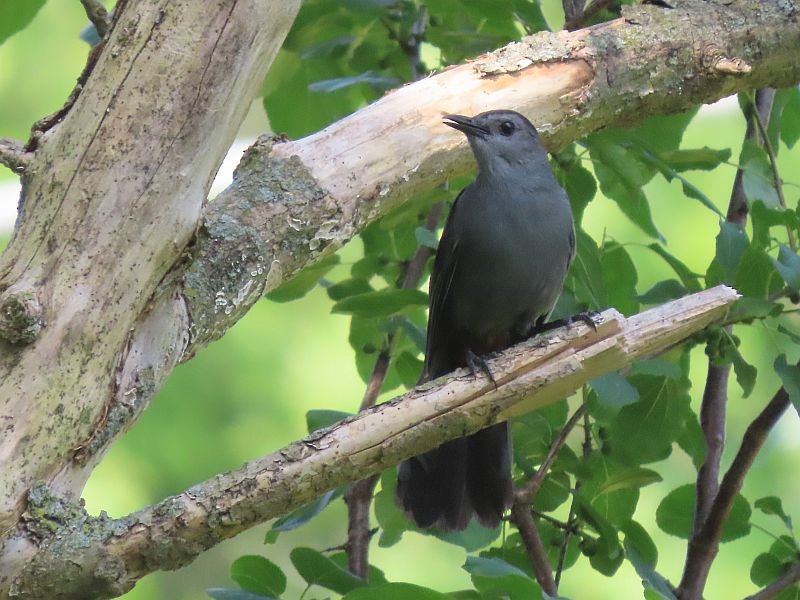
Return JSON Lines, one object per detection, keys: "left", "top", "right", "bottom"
{"left": 0, "top": 0, "right": 46, "bottom": 46}
{"left": 309, "top": 70, "right": 399, "bottom": 93}
{"left": 374, "top": 469, "right": 408, "bottom": 547}
{"left": 622, "top": 521, "right": 658, "bottom": 568}
{"left": 290, "top": 547, "right": 365, "bottom": 594}
{"left": 207, "top": 589, "right": 275, "bottom": 600}
{"left": 610, "top": 375, "right": 691, "bottom": 464}
{"left": 272, "top": 488, "right": 343, "bottom": 532}
{"left": 306, "top": 409, "right": 352, "bottom": 433}
{"left": 633, "top": 145, "right": 723, "bottom": 217}
{"left": 645, "top": 245, "right": 702, "bottom": 292}
{"left": 601, "top": 241, "right": 639, "bottom": 314}
{"left": 327, "top": 278, "right": 374, "bottom": 301}
{"left": 727, "top": 297, "right": 783, "bottom": 323}
{"left": 589, "top": 372, "right": 639, "bottom": 413}
{"left": 750, "top": 553, "right": 788, "bottom": 587}
{"left": 774, "top": 245, "right": 800, "bottom": 290}
{"left": 676, "top": 409, "right": 708, "bottom": 470}
{"left": 329, "top": 552, "right": 388, "bottom": 587}
{"left": 656, "top": 484, "right": 751, "bottom": 541}
{"left": 230, "top": 555, "right": 286, "bottom": 598}
{"left": 754, "top": 496, "right": 794, "bottom": 531}
{"left": 730, "top": 345, "right": 757, "bottom": 398}
{"left": 624, "top": 538, "right": 676, "bottom": 600}
{"left": 658, "top": 147, "right": 732, "bottom": 171}
{"left": 562, "top": 162, "right": 597, "bottom": 224}
{"left": 464, "top": 556, "right": 544, "bottom": 600}
{"left": 779, "top": 86, "right": 800, "bottom": 149}
{"left": 743, "top": 156, "right": 781, "bottom": 210}
{"left": 594, "top": 467, "right": 662, "bottom": 497}
{"left": 577, "top": 498, "right": 625, "bottom": 576}
{"left": 568, "top": 229, "right": 607, "bottom": 309}
{"left": 332, "top": 289, "right": 428, "bottom": 318}
{"left": 394, "top": 351, "right": 423, "bottom": 388}
{"left": 267, "top": 254, "right": 340, "bottom": 302}
{"left": 531, "top": 471, "right": 571, "bottom": 513}
{"left": 588, "top": 136, "right": 662, "bottom": 240}
{"left": 735, "top": 245, "right": 782, "bottom": 299}
{"left": 775, "top": 355, "right": 800, "bottom": 416}
{"left": 715, "top": 222, "right": 749, "bottom": 283}
{"left": 636, "top": 280, "right": 688, "bottom": 305}
{"left": 415, "top": 227, "right": 439, "bottom": 249}
{"left": 343, "top": 583, "right": 451, "bottom": 600}
{"left": 433, "top": 520, "right": 501, "bottom": 552}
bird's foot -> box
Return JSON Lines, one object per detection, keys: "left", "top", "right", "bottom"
{"left": 538, "top": 311, "right": 602, "bottom": 334}
{"left": 466, "top": 349, "right": 498, "bottom": 389}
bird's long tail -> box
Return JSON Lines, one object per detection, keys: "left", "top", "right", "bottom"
{"left": 396, "top": 422, "right": 512, "bottom": 531}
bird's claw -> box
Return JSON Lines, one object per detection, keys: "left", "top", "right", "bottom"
{"left": 466, "top": 349, "right": 498, "bottom": 389}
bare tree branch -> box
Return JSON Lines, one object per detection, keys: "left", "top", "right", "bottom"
{"left": 510, "top": 503, "right": 558, "bottom": 595}
{"left": 509, "top": 404, "right": 586, "bottom": 594}
{"left": 80, "top": 0, "right": 110, "bottom": 38}
{"left": 0, "top": 138, "right": 32, "bottom": 174}
{"left": 744, "top": 563, "right": 800, "bottom": 600}
{"left": 678, "top": 384, "right": 795, "bottom": 599}
{"left": 9, "top": 287, "right": 738, "bottom": 598}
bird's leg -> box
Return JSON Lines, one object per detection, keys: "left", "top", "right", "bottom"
{"left": 536, "top": 311, "right": 602, "bottom": 334}
{"left": 465, "top": 349, "right": 498, "bottom": 389}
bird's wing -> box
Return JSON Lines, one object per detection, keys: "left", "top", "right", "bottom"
{"left": 422, "top": 190, "right": 464, "bottom": 380}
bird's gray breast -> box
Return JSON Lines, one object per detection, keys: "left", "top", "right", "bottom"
{"left": 448, "top": 184, "right": 573, "bottom": 346}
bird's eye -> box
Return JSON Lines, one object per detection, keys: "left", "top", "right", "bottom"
{"left": 499, "top": 120, "right": 515, "bottom": 136}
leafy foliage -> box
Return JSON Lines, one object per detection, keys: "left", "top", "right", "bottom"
{"left": 211, "top": 1, "right": 800, "bottom": 599}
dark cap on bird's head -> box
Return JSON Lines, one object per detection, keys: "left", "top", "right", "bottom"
{"left": 443, "top": 110, "right": 547, "bottom": 174}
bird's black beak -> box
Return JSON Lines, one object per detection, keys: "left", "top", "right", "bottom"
{"left": 443, "top": 114, "right": 489, "bottom": 138}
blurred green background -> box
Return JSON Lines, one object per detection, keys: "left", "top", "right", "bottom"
{"left": 1, "top": 2, "right": 798, "bottom": 599}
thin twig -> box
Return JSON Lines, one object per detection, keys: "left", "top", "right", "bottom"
{"left": 744, "top": 562, "right": 800, "bottom": 600}
{"left": 0, "top": 138, "right": 32, "bottom": 174}
{"left": 80, "top": 0, "right": 110, "bottom": 38}
{"left": 748, "top": 91, "right": 796, "bottom": 251}
{"left": 678, "top": 385, "right": 793, "bottom": 599}
{"left": 509, "top": 403, "right": 586, "bottom": 594}
{"left": 556, "top": 408, "right": 592, "bottom": 587}
{"left": 516, "top": 404, "right": 587, "bottom": 503}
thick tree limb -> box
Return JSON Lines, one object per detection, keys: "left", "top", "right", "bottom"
{"left": 677, "top": 384, "right": 795, "bottom": 599}
{"left": 0, "top": 0, "right": 302, "bottom": 593}
{"left": 8, "top": 286, "right": 737, "bottom": 598}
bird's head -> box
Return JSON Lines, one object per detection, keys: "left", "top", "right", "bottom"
{"left": 443, "top": 110, "right": 548, "bottom": 176}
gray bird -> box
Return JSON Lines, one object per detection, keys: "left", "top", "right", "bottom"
{"left": 396, "top": 109, "right": 575, "bottom": 531}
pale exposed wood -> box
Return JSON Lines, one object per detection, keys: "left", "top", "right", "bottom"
{"left": 9, "top": 287, "right": 738, "bottom": 598}
{"left": 179, "top": 0, "right": 800, "bottom": 360}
